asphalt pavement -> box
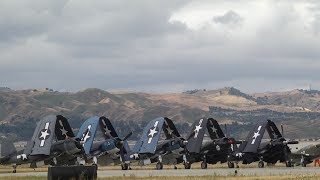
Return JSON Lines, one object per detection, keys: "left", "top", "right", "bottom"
{"left": 1, "top": 167, "right": 320, "bottom": 177}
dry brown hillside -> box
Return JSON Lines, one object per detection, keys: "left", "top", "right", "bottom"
{"left": 1, "top": 87, "right": 320, "bottom": 140}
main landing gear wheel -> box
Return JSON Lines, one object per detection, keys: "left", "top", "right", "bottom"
{"left": 258, "top": 161, "right": 264, "bottom": 168}
{"left": 228, "top": 161, "right": 235, "bottom": 168}
{"left": 184, "top": 162, "right": 191, "bottom": 169}
{"left": 156, "top": 162, "right": 163, "bottom": 170}
{"left": 12, "top": 165, "right": 17, "bottom": 173}
{"left": 201, "top": 161, "right": 207, "bottom": 169}
{"left": 121, "top": 163, "right": 129, "bottom": 170}
{"left": 285, "top": 161, "right": 292, "bottom": 167}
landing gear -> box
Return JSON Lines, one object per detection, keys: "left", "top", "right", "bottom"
{"left": 156, "top": 162, "right": 163, "bottom": 170}
{"left": 121, "top": 163, "right": 129, "bottom": 170}
{"left": 201, "top": 161, "right": 207, "bottom": 169}
{"left": 285, "top": 161, "right": 292, "bottom": 167}
{"left": 184, "top": 162, "right": 191, "bottom": 169}
{"left": 12, "top": 165, "right": 17, "bottom": 173}
{"left": 267, "top": 163, "right": 274, "bottom": 166}
{"left": 174, "top": 165, "right": 177, "bottom": 169}
{"left": 300, "top": 156, "right": 306, "bottom": 167}
{"left": 228, "top": 161, "right": 235, "bottom": 168}
{"left": 258, "top": 161, "right": 264, "bottom": 168}
{"left": 92, "top": 163, "right": 98, "bottom": 169}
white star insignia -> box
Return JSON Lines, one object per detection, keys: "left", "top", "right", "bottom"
{"left": 40, "top": 129, "right": 50, "bottom": 140}
{"left": 60, "top": 127, "right": 68, "bottom": 137}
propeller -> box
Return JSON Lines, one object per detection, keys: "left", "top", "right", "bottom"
{"left": 170, "top": 132, "right": 189, "bottom": 147}
{"left": 278, "top": 124, "right": 298, "bottom": 145}
{"left": 277, "top": 123, "right": 298, "bottom": 166}
{"left": 115, "top": 132, "right": 133, "bottom": 149}
{"left": 114, "top": 132, "right": 132, "bottom": 163}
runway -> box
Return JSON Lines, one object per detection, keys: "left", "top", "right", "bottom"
{"left": 1, "top": 167, "right": 320, "bottom": 177}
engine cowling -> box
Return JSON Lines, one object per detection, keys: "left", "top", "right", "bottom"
{"left": 52, "top": 139, "right": 82, "bottom": 155}
{"left": 100, "top": 139, "right": 120, "bottom": 154}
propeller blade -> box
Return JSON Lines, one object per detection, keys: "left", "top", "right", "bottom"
{"left": 287, "top": 140, "right": 299, "bottom": 144}
{"left": 187, "top": 131, "right": 196, "bottom": 140}
{"left": 281, "top": 124, "right": 284, "bottom": 138}
{"left": 122, "top": 132, "right": 133, "bottom": 141}
{"left": 224, "top": 124, "right": 229, "bottom": 138}
{"left": 119, "top": 145, "right": 126, "bottom": 163}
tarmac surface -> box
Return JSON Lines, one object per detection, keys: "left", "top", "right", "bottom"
{"left": 1, "top": 167, "right": 320, "bottom": 177}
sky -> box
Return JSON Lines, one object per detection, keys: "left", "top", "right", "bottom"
{"left": 0, "top": 0, "right": 320, "bottom": 93}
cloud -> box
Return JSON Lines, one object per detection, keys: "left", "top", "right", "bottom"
{"left": 0, "top": 0, "right": 320, "bottom": 92}
{"left": 213, "top": 10, "right": 243, "bottom": 26}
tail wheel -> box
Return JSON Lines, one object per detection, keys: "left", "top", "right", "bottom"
{"left": 201, "top": 161, "right": 207, "bottom": 169}
{"left": 258, "top": 161, "right": 264, "bottom": 168}
{"left": 184, "top": 162, "right": 191, "bottom": 169}
{"left": 156, "top": 162, "right": 163, "bottom": 170}
{"left": 228, "top": 161, "right": 235, "bottom": 168}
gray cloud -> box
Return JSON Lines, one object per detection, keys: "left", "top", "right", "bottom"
{"left": 213, "top": 10, "right": 243, "bottom": 26}
{"left": 0, "top": 0, "right": 320, "bottom": 93}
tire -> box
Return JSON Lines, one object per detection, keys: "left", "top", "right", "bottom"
{"left": 258, "top": 161, "right": 264, "bottom": 168}
{"left": 201, "top": 161, "right": 207, "bottom": 169}
{"left": 156, "top": 162, "right": 163, "bottom": 170}
{"left": 228, "top": 161, "right": 234, "bottom": 168}
{"left": 174, "top": 165, "right": 177, "bottom": 170}
{"left": 121, "top": 163, "right": 128, "bottom": 170}
{"left": 184, "top": 162, "right": 191, "bottom": 169}
{"left": 301, "top": 163, "right": 306, "bottom": 167}
{"left": 285, "top": 161, "right": 292, "bottom": 167}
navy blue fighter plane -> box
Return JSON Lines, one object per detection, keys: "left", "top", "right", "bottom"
{"left": 76, "top": 116, "right": 132, "bottom": 170}
{"left": 0, "top": 115, "right": 84, "bottom": 173}
{"left": 130, "top": 117, "right": 187, "bottom": 170}
{"left": 230, "top": 119, "right": 298, "bottom": 168}
{"left": 183, "top": 118, "right": 239, "bottom": 169}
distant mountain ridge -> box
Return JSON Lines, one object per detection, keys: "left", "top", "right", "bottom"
{"left": 0, "top": 87, "right": 320, "bottom": 140}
